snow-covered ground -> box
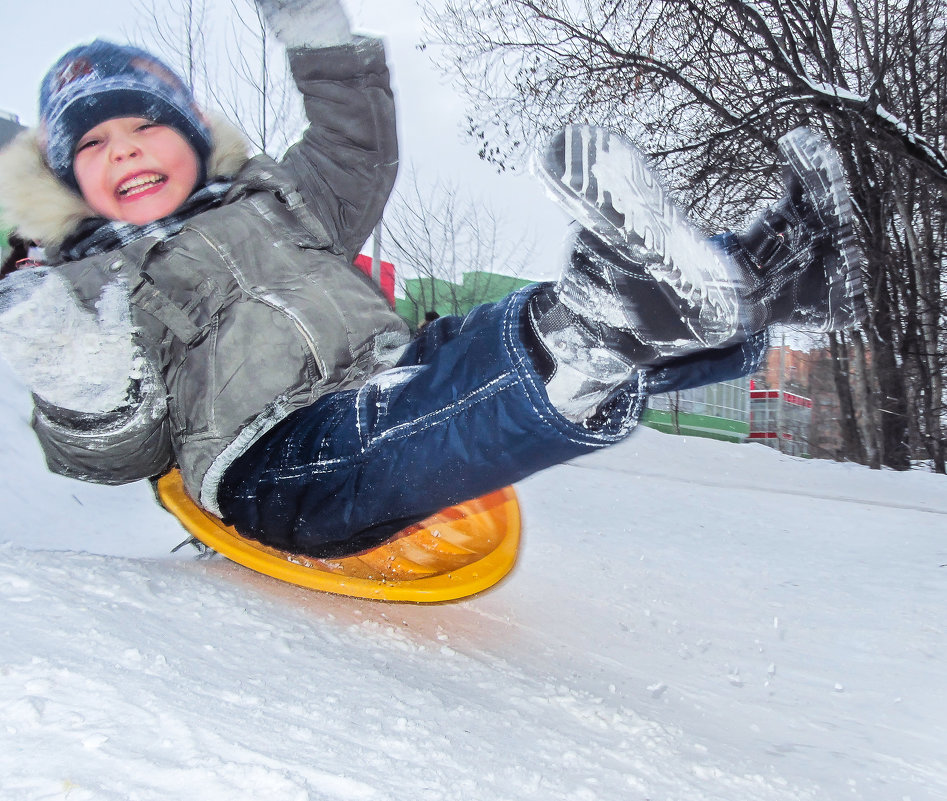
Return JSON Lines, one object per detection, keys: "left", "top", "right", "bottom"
{"left": 1, "top": 358, "right": 945, "bottom": 801}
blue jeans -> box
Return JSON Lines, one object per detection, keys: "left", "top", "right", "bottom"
{"left": 218, "top": 285, "right": 768, "bottom": 557}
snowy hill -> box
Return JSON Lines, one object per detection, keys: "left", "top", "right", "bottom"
{"left": 1, "top": 357, "right": 945, "bottom": 801}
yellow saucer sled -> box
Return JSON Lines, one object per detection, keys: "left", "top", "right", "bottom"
{"left": 156, "top": 469, "right": 520, "bottom": 603}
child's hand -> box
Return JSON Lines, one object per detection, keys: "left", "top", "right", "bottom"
{"left": 254, "top": 0, "right": 352, "bottom": 48}
{"left": 0, "top": 270, "right": 142, "bottom": 414}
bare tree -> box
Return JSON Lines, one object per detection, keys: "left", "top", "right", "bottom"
{"left": 425, "top": 0, "right": 947, "bottom": 470}
{"left": 207, "top": 0, "right": 305, "bottom": 157}
{"left": 132, "top": 0, "right": 210, "bottom": 95}
{"left": 383, "top": 170, "right": 536, "bottom": 326}
{"left": 426, "top": 1, "right": 947, "bottom": 190}
{"left": 131, "top": 0, "right": 305, "bottom": 159}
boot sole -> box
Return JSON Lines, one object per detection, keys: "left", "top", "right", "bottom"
{"left": 534, "top": 125, "right": 742, "bottom": 347}
{"left": 777, "top": 128, "right": 867, "bottom": 330}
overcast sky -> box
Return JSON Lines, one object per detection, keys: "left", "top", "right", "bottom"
{"left": 0, "top": 0, "right": 567, "bottom": 278}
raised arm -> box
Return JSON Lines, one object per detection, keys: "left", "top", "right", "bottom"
{"left": 255, "top": 0, "right": 399, "bottom": 261}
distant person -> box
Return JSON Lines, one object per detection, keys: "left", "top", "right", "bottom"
{"left": 0, "top": 235, "right": 43, "bottom": 279}
{"left": 418, "top": 310, "right": 439, "bottom": 331}
{"left": 0, "top": 0, "right": 863, "bottom": 558}
{"left": 1, "top": 235, "right": 28, "bottom": 278}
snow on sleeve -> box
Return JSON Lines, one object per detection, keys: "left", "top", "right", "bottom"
{"left": 254, "top": 0, "right": 353, "bottom": 48}
{"left": 0, "top": 271, "right": 142, "bottom": 414}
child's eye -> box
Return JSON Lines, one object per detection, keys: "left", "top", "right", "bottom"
{"left": 75, "top": 138, "right": 100, "bottom": 153}
{"left": 136, "top": 122, "right": 158, "bottom": 132}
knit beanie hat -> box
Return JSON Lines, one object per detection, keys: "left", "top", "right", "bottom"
{"left": 39, "top": 40, "right": 213, "bottom": 191}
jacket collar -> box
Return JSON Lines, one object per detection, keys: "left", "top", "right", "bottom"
{"left": 0, "top": 113, "right": 250, "bottom": 250}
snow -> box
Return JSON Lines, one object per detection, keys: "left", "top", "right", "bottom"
{"left": 1, "top": 355, "right": 945, "bottom": 801}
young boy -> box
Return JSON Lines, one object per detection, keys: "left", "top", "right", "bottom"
{"left": 0, "top": 0, "right": 863, "bottom": 557}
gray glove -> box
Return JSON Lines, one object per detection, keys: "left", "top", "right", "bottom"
{"left": 254, "top": 0, "right": 352, "bottom": 48}
{"left": 0, "top": 269, "right": 142, "bottom": 414}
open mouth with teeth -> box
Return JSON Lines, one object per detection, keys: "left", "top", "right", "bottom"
{"left": 116, "top": 173, "right": 168, "bottom": 198}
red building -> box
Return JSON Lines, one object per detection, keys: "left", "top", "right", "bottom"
{"left": 749, "top": 380, "right": 814, "bottom": 456}
{"left": 353, "top": 253, "right": 396, "bottom": 308}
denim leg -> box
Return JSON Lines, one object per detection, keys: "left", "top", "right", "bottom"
{"left": 217, "top": 286, "right": 644, "bottom": 557}
{"left": 640, "top": 329, "right": 769, "bottom": 396}
{"left": 638, "top": 232, "right": 769, "bottom": 395}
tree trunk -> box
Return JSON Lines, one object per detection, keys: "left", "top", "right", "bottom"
{"left": 850, "top": 330, "right": 882, "bottom": 469}
{"left": 827, "top": 333, "right": 866, "bottom": 464}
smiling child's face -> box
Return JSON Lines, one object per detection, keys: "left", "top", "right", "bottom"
{"left": 73, "top": 116, "right": 200, "bottom": 225}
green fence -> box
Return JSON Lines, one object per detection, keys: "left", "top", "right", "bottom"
{"left": 641, "top": 408, "right": 750, "bottom": 443}
{"left": 396, "top": 272, "right": 533, "bottom": 328}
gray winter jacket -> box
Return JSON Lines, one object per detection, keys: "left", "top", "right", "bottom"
{"left": 0, "top": 38, "right": 410, "bottom": 514}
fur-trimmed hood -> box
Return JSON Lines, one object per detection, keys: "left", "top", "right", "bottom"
{"left": 0, "top": 113, "right": 250, "bottom": 250}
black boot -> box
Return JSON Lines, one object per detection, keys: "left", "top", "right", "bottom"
{"left": 527, "top": 124, "right": 760, "bottom": 423}
{"left": 534, "top": 124, "right": 744, "bottom": 349}
{"left": 731, "top": 127, "right": 866, "bottom": 333}
{"left": 526, "top": 227, "right": 738, "bottom": 423}
{"left": 527, "top": 124, "right": 756, "bottom": 422}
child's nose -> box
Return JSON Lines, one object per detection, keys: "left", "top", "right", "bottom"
{"left": 108, "top": 136, "right": 141, "bottom": 162}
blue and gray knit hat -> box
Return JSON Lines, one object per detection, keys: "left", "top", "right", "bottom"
{"left": 39, "top": 40, "right": 213, "bottom": 190}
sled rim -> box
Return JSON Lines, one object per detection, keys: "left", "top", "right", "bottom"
{"left": 156, "top": 469, "right": 520, "bottom": 603}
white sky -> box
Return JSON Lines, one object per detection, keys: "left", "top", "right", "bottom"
{"left": 0, "top": 0, "right": 567, "bottom": 278}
